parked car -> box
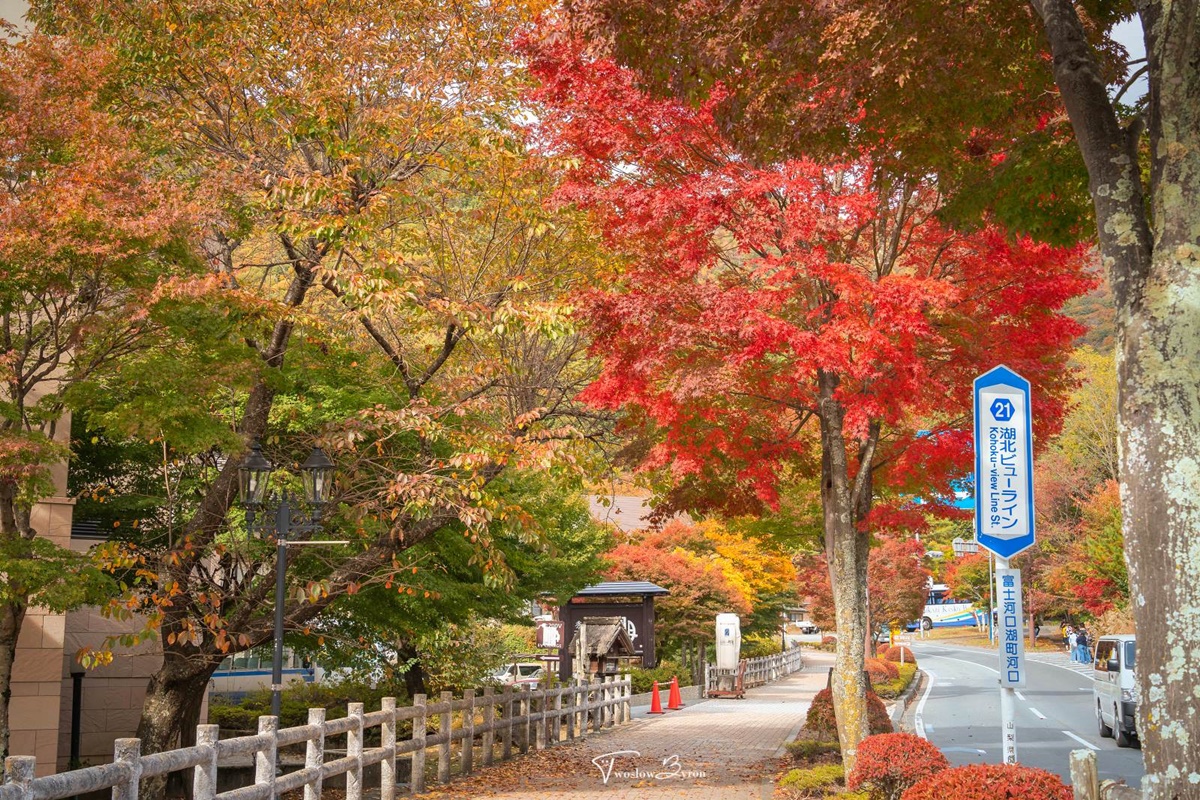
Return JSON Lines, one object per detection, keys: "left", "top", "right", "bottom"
{"left": 796, "top": 621, "right": 820, "bottom": 635}
{"left": 487, "top": 661, "right": 545, "bottom": 686}
{"left": 1093, "top": 634, "right": 1138, "bottom": 748}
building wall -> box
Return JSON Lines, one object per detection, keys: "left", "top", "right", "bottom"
{"left": 9, "top": 456, "right": 73, "bottom": 775}
{"left": 56, "top": 604, "right": 164, "bottom": 771}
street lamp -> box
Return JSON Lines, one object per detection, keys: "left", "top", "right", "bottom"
{"left": 238, "top": 441, "right": 335, "bottom": 717}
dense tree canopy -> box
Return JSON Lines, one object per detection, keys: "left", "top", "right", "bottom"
{"left": 21, "top": 2, "right": 612, "bottom": 784}
{"left": 526, "top": 31, "right": 1090, "bottom": 764}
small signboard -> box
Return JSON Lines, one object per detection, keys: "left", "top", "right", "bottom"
{"left": 536, "top": 620, "right": 564, "bottom": 649}
{"left": 996, "top": 568, "right": 1026, "bottom": 688}
{"left": 951, "top": 536, "right": 980, "bottom": 557}
{"left": 974, "top": 365, "right": 1036, "bottom": 559}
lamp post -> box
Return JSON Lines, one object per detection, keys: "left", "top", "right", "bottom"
{"left": 238, "top": 442, "right": 335, "bottom": 717}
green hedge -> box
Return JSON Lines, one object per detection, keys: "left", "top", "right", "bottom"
{"left": 873, "top": 662, "right": 918, "bottom": 700}
{"left": 208, "top": 680, "right": 406, "bottom": 731}
{"left": 741, "top": 633, "right": 784, "bottom": 659}
{"left": 778, "top": 764, "right": 844, "bottom": 793}
{"left": 623, "top": 661, "right": 692, "bottom": 695}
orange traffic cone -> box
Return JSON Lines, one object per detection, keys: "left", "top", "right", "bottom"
{"left": 648, "top": 680, "right": 664, "bottom": 714}
{"left": 667, "top": 675, "right": 685, "bottom": 709}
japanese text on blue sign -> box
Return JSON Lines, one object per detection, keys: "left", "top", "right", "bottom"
{"left": 980, "top": 390, "right": 1031, "bottom": 539}
{"left": 995, "top": 568, "right": 1026, "bottom": 688}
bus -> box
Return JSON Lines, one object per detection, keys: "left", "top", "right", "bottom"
{"left": 906, "top": 583, "right": 977, "bottom": 631}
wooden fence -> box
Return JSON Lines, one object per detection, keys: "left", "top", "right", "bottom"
{"left": 0, "top": 676, "right": 631, "bottom": 800}
{"left": 1069, "top": 749, "right": 1142, "bottom": 800}
{"left": 705, "top": 647, "right": 805, "bottom": 695}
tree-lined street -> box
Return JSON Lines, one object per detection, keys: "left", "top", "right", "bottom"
{"left": 913, "top": 643, "right": 1144, "bottom": 785}
{"left": 2, "top": 0, "right": 1199, "bottom": 797}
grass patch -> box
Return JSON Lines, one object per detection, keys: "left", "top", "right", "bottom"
{"left": 787, "top": 738, "right": 842, "bottom": 762}
{"left": 779, "top": 764, "right": 845, "bottom": 796}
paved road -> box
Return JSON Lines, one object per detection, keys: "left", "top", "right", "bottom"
{"left": 912, "top": 642, "right": 1144, "bottom": 787}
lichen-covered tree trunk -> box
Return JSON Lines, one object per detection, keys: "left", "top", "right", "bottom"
{"left": 817, "top": 372, "right": 872, "bottom": 769}
{"left": 1118, "top": 235, "right": 1200, "bottom": 796}
{"left": 1033, "top": 1, "right": 1200, "bottom": 794}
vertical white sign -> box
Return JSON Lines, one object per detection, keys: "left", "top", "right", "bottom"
{"left": 979, "top": 388, "right": 1032, "bottom": 539}
{"left": 996, "top": 568, "right": 1026, "bottom": 688}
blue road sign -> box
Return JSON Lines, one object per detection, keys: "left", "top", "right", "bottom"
{"left": 974, "top": 365, "right": 1036, "bottom": 559}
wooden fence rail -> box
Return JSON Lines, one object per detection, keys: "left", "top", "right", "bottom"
{"left": 705, "top": 646, "right": 805, "bottom": 695}
{"left": 0, "top": 676, "right": 631, "bottom": 800}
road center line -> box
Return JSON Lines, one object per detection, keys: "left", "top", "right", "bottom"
{"left": 915, "top": 668, "right": 937, "bottom": 740}
{"left": 1028, "top": 706, "right": 1047, "bottom": 720}
{"left": 1062, "top": 731, "right": 1100, "bottom": 750}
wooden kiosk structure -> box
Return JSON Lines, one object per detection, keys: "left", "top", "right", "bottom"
{"left": 557, "top": 581, "right": 668, "bottom": 681}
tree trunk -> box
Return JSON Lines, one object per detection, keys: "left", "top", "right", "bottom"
{"left": 395, "top": 642, "right": 428, "bottom": 699}
{"left": 817, "top": 372, "right": 871, "bottom": 769}
{"left": 0, "top": 601, "right": 28, "bottom": 761}
{"left": 1032, "top": 2, "right": 1200, "bottom": 794}
{"left": 136, "top": 651, "right": 220, "bottom": 800}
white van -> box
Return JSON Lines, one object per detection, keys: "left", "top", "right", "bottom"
{"left": 1093, "top": 634, "right": 1138, "bottom": 747}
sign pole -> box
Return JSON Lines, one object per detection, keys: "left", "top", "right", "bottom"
{"left": 973, "top": 365, "right": 1036, "bottom": 768}
{"left": 996, "top": 555, "right": 1016, "bottom": 764}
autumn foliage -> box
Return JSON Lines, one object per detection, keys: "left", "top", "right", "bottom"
{"left": 900, "top": 764, "right": 1071, "bottom": 800}
{"left": 797, "top": 537, "right": 931, "bottom": 631}
{"left": 605, "top": 518, "right": 795, "bottom": 644}
{"left": 865, "top": 658, "right": 900, "bottom": 685}
{"left": 806, "top": 688, "right": 892, "bottom": 740}
{"left": 848, "top": 733, "right": 949, "bottom": 800}
{"left": 879, "top": 647, "right": 916, "bottom": 666}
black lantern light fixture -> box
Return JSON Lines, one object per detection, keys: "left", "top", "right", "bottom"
{"left": 236, "top": 439, "right": 336, "bottom": 717}
{"left": 300, "top": 446, "right": 334, "bottom": 507}
{"left": 238, "top": 442, "right": 274, "bottom": 507}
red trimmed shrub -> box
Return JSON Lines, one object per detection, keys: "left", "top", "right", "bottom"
{"left": 821, "top": 635, "right": 837, "bottom": 646}
{"left": 847, "top": 733, "right": 949, "bottom": 800}
{"left": 866, "top": 657, "right": 900, "bottom": 684}
{"left": 880, "top": 646, "right": 916, "bottom": 666}
{"left": 901, "top": 764, "right": 1071, "bottom": 800}
{"left": 805, "top": 688, "right": 894, "bottom": 740}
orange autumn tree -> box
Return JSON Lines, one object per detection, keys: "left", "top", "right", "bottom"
{"left": 0, "top": 32, "right": 196, "bottom": 759}
{"left": 527, "top": 35, "right": 1091, "bottom": 766}
{"left": 33, "top": 2, "right": 609, "bottom": 785}
{"left": 606, "top": 518, "right": 796, "bottom": 656}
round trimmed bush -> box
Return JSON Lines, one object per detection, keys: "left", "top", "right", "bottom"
{"left": 847, "top": 733, "right": 949, "bottom": 800}
{"left": 901, "top": 764, "right": 1071, "bottom": 800}
{"left": 805, "top": 687, "right": 893, "bottom": 740}
{"left": 865, "top": 657, "right": 900, "bottom": 684}
{"left": 880, "top": 646, "right": 916, "bottom": 666}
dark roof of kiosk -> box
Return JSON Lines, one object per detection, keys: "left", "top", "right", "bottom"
{"left": 573, "top": 581, "right": 669, "bottom": 597}
{"left": 568, "top": 617, "right": 638, "bottom": 656}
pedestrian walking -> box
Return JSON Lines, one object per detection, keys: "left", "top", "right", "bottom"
{"left": 1068, "top": 627, "right": 1079, "bottom": 661}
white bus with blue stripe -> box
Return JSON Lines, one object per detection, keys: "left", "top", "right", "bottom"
{"left": 906, "top": 583, "right": 977, "bottom": 631}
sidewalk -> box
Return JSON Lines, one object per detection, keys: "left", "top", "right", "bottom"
{"left": 424, "top": 651, "right": 835, "bottom": 800}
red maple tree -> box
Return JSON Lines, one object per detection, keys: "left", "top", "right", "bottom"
{"left": 527, "top": 35, "right": 1091, "bottom": 762}
{"left": 798, "top": 537, "right": 931, "bottom": 641}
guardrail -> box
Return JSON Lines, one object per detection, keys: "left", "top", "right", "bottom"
{"left": 705, "top": 647, "right": 804, "bottom": 695}
{"left": 0, "top": 676, "right": 631, "bottom": 800}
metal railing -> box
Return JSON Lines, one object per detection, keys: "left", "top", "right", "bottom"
{"left": 705, "top": 646, "right": 805, "bottom": 694}
{"left": 0, "top": 676, "right": 632, "bottom": 800}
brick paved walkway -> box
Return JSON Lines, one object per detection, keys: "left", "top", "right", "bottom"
{"left": 424, "top": 652, "right": 834, "bottom": 800}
